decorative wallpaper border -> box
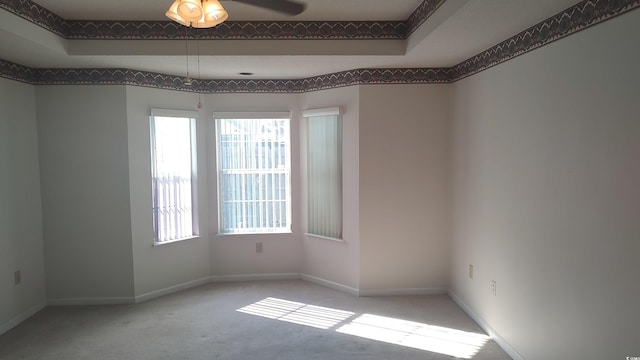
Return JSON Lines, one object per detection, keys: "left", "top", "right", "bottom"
{"left": 450, "top": 0, "right": 640, "bottom": 81}
{"left": 0, "top": 0, "right": 66, "bottom": 36}
{"left": 0, "top": 58, "right": 35, "bottom": 84}
{"left": 64, "top": 20, "right": 407, "bottom": 40}
{"left": 1, "top": 0, "right": 638, "bottom": 92}
{"left": 405, "top": 0, "right": 447, "bottom": 37}
{"left": 0, "top": 62, "right": 451, "bottom": 93}
{"left": 0, "top": 0, "right": 443, "bottom": 40}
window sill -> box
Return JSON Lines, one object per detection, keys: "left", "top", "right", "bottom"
{"left": 153, "top": 236, "right": 201, "bottom": 247}
{"left": 304, "top": 233, "right": 345, "bottom": 243}
{"left": 216, "top": 231, "right": 292, "bottom": 237}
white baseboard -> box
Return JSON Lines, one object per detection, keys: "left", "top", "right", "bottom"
{"left": 0, "top": 300, "right": 47, "bottom": 336}
{"left": 47, "top": 274, "right": 299, "bottom": 305}
{"left": 359, "top": 287, "right": 448, "bottom": 297}
{"left": 210, "top": 273, "right": 301, "bottom": 282}
{"left": 448, "top": 290, "right": 525, "bottom": 360}
{"left": 47, "top": 296, "right": 135, "bottom": 306}
{"left": 135, "top": 276, "right": 211, "bottom": 303}
{"left": 300, "top": 273, "right": 359, "bottom": 296}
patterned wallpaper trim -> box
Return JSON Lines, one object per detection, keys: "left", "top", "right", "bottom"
{"left": 1, "top": 0, "right": 638, "bottom": 92}
{"left": 450, "top": 0, "right": 640, "bottom": 81}
{"left": 0, "top": 62, "right": 451, "bottom": 93}
{"left": 0, "top": 0, "right": 446, "bottom": 40}
{"left": 0, "top": 0, "right": 66, "bottom": 36}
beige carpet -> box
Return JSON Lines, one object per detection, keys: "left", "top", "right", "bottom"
{"left": 0, "top": 280, "right": 512, "bottom": 359}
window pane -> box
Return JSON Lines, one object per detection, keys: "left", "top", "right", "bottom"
{"left": 216, "top": 117, "right": 291, "bottom": 234}
{"left": 307, "top": 115, "right": 342, "bottom": 239}
{"left": 151, "top": 116, "right": 195, "bottom": 243}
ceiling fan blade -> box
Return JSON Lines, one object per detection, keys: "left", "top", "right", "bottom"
{"left": 230, "top": 0, "right": 306, "bottom": 16}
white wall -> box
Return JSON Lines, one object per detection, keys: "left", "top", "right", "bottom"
{"left": 451, "top": 10, "right": 640, "bottom": 360}
{"left": 0, "top": 78, "right": 46, "bottom": 333}
{"left": 358, "top": 84, "right": 451, "bottom": 293}
{"left": 205, "top": 93, "right": 304, "bottom": 278}
{"left": 37, "top": 85, "right": 135, "bottom": 303}
{"left": 126, "top": 86, "right": 211, "bottom": 299}
{"left": 5, "top": 11, "right": 637, "bottom": 356}
{"left": 300, "top": 87, "right": 361, "bottom": 290}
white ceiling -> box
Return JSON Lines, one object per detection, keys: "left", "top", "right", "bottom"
{"left": 0, "top": 0, "right": 583, "bottom": 79}
{"left": 31, "top": 0, "right": 424, "bottom": 21}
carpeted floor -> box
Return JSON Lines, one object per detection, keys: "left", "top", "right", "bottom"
{"left": 0, "top": 280, "right": 512, "bottom": 359}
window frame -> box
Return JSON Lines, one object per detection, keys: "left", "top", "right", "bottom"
{"left": 150, "top": 108, "right": 199, "bottom": 245}
{"left": 213, "top": 112, "right": 292, "bottom": 235}
{"left": 303, "top": 107, "right": 344, "bottom": 242}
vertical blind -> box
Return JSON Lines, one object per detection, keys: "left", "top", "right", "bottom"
{"left": 215, "top": 116, "right": 291, "bottom": 234}
{"left": 305, "top": 108, "right": 343, "bottom": 239}
{"left": 150, "top": 113, "right": 196, "bottom": 243}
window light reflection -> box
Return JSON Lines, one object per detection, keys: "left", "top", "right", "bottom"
{"left": 336, "top": 314, "right": 489, "bottom": 359}
{"left": 237, "top": 297, "right": 355, "bottom": 329}
{"left": 237, "top": 297, "right": 490, "bottom": 359}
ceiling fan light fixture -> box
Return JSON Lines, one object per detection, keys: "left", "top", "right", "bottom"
{"left": 166, "top": 0, "right": 228, "bottom": 28}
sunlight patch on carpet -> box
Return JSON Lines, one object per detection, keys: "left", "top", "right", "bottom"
{"left": 336, "top": 313, "right": 489, "bottom": 359}
{"left": 237, "top": 297, "right": 489, "bottom": 359}
{"left": 237, "top": 297, "right": 355, "bottom": 329}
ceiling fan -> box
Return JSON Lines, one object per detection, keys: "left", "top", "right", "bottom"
{"left": 167, "top": 0, "right": 306, "bottom": 29}
{"left": 222, "top": 0, "right": 306, "bottom": 16}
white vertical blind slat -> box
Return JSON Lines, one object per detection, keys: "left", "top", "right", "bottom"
{"left": 151, "top": 115, "right": 195, "bottom": 243}
{"left": 307, "top": 114, "right": 342, "bottom": 239}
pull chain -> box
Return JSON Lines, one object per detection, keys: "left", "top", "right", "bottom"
{"left": 196, "top": 35, "right": 202, "bottom": 109}
{"left": 184, "top": 26, "right": 192, "bottom": 86}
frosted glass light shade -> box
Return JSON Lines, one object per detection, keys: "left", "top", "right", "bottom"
{"left": 165, "top": 0, "right": 183, "bottom": 24}
{"left": 166, "top": 0, "right": 228, "bottom": 28}
{"left": 177, "top": 0, "right": 203, "bottom": 21}
{"left": 202, "top": 0, "right": 228, "bottom": 24}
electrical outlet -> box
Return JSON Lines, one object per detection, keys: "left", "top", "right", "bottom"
{"left": 491, "top": 280, "right": 496, "bottom": 296}
{"left": 256, "top": 242, "right": 263, "bottom": 253}
{"left": 14, "top": 270, "right": 21, "bottom": 285}
{"left": 469, "top": 265, "right": 474, "bottom": 279}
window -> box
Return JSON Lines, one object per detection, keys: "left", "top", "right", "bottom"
{"left": 215, "top": 113, "right": 291, "bottom": 234}
{"left": 304, "top": 107, "right": 343, "bottom": 240}
{"left": 150, "top": 109, "right": 198, "bottom": 244}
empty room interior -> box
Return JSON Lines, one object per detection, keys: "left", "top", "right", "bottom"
{"left": 1, "top": 0, "right": 639, "bottom": 359}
